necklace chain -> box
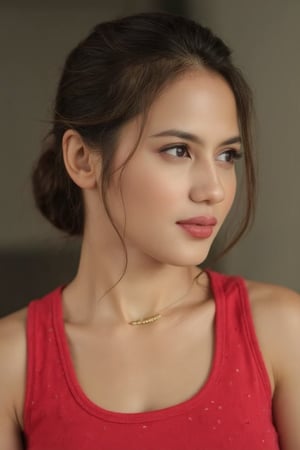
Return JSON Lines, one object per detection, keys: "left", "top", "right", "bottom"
{"left": 128, "top": 276, "right": 197, "bottom": 326}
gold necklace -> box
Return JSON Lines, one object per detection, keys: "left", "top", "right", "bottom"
{"left": 128, "top": 277, "right": 196, "bottom": 326}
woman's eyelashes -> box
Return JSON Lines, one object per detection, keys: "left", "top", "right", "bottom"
{"left": 217, "top": 149, "right": 243, "bottom": 164}
{"left": 159, "top": 144, "right": 191, "bottom": 158}
{"left": 159, "top": 144, "right": 243, "bottom": 164}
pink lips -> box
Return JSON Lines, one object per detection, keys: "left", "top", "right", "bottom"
{"left": 176, "top": 216, "right": 217, "bottom": 238}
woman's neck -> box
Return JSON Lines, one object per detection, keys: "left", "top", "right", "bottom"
{"left": 62, "top": 236, "right": 204, "bottom": 326}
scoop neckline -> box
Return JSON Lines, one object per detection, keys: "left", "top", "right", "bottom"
{"left": 52, "top": 269, "right": 225, "bottom": 423}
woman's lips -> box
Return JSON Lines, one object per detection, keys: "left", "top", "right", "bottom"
{"left": 176, "top": 217, "right": 217, "bottom": 238}
{"left": 177, "top": 223, "right": 215, "bottom": 238}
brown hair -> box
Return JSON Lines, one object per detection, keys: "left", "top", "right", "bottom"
{"left": 32, "top": 11, "right": 256, "bottom": 257}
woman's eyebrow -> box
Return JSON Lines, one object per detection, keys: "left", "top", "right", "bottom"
{"left": 150, "top": 129, "right": 241, "bottom": 146}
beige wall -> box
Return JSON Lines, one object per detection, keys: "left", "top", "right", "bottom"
{"left": 190, "top": 1, "right": 300, "bottom": 290}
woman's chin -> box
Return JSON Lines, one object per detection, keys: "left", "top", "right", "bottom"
{"left": 160, "top": 247, "right": 212, "bottom": 268}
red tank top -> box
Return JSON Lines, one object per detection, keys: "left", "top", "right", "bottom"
{"left": 23, "top": 271, "right": 280, "bottom": 450}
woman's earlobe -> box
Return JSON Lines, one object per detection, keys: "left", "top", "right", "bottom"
{"left": 62, "top": 130, "right": 99, "bottom": 189}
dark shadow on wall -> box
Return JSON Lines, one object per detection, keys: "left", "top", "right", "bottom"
{"left": 0, "top": 246, "right": 79, "bottom": 317}
{"left": 158, "top": 0, "right": 189, "bottom": 15}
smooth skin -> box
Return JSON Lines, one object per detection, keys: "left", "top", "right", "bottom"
{"left": 0, "top": 69, "right": 300, "bottom": 449}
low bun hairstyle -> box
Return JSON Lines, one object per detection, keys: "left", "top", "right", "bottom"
{"left": 32, "top": 133, "right": 83, "bottom": 235}
{"left": 32, "top": 11, "right": 256, "bottom": 253}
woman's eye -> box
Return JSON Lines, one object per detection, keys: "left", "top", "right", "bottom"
{"left": 218, "top": 149, "right": 243, "bottom": 164}
{"left": 160, "top": 145, "right": 191, "bottom": 158}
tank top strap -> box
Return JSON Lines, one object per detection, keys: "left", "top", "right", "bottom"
{"left": 24, "top": 286, "right": 64, "bottom": 433}
{"left": 206, "top": 270, "right": 272, "bottom": 403}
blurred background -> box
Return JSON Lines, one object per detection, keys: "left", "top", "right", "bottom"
{"left": 1, "top": 0, "right": 299, "bottom": 316}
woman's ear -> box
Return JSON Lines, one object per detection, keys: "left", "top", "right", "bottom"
{"left": 62, "top": 129, "right": 100, "bottom": 189}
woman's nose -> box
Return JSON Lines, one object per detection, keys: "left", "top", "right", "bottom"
{"left": 188, "top": 162, "right": 225, "bottom": 204}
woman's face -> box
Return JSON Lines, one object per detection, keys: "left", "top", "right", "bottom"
{"left": 102, "top": 69, "right": 240, "bottom": 266}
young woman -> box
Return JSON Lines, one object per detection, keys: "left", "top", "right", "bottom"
{"left": 0, "top": 12, "right": 299, "bottom": 450}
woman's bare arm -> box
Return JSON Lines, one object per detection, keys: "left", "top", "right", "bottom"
{"left": 271, "top": 289, "right": 300, "bottom": 449}
{"left": 0, "top": 413, "right": 24, "bottom": 450}
{"left": 249, "top": 282, "right": 300, "bottom": 450}
{"left": 0, "top": 310, "right": 27, "bottom": 450}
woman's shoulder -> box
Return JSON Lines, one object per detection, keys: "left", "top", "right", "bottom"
{"left": 245, "top": 278, "right": 300, "bottom": 323}
{"left": 0, "top": 306, "right": 28, "bottom": 367}
{"left": 244, "top": 278, "right": 300, "bottom": 388}
{"left": 0, "top": 307, "right": 28, "bottom": 353}
{"left": 244, "top": 278, "right": 300, "bottom": 349}
{"left": 0, "top": 308, "right": 28, "bottom": 429}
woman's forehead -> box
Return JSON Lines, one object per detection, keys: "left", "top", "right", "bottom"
{"left": 143, "top": 72, "right": 239, "bottom": 141}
